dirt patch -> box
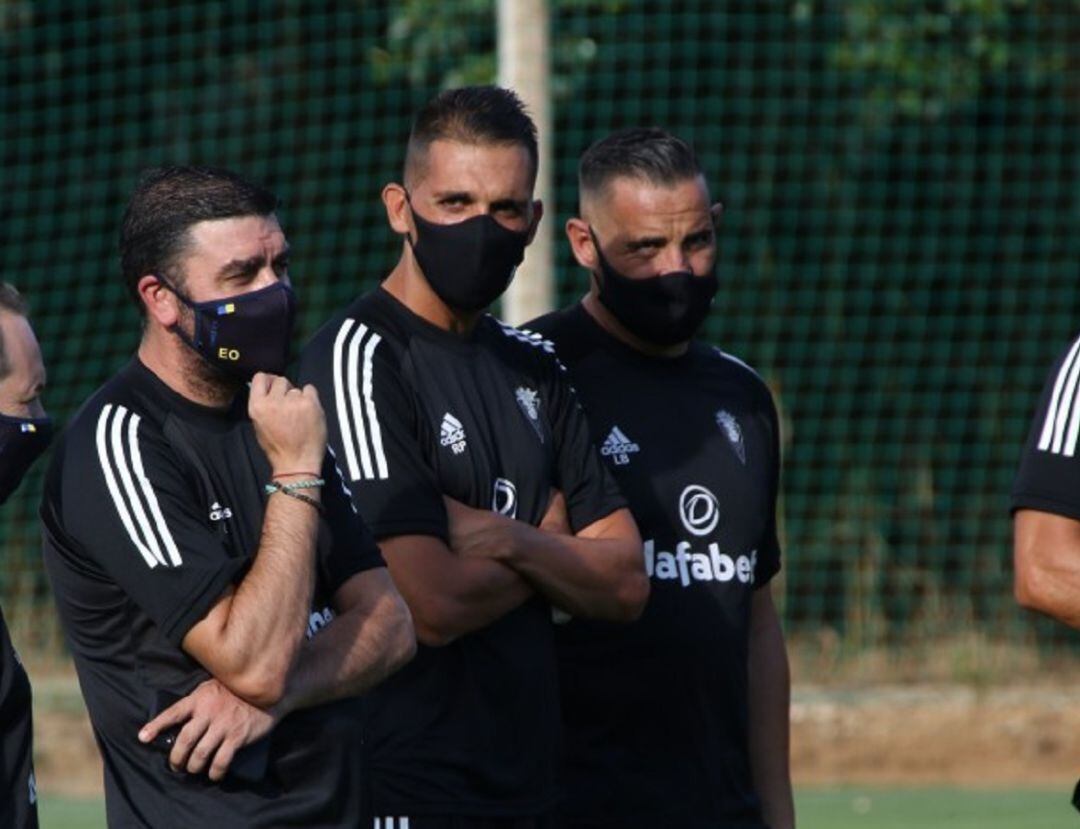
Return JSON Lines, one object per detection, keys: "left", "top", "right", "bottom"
{"left": 792, "top": 685, "right": 1080, "bottom": 787}
{"left": 27, "top": 668, "right": 1080, "bottom": 798}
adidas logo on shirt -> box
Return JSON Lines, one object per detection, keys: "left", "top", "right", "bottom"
{"left": 440, "top": 412, "right": 467, "bottom": 455}
{"left": 600, "top": 426, "right": 640, "bottom": 466}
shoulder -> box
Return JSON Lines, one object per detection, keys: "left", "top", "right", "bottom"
{"left": 700, "top": 345, "right": 777, "bottom": 409}
{"left": 523, "top": 304, "right": 595, "bottom": 367}
{"left": 300, "top": 292, "right": 406, "bottom": 375}
{"left": 486, "top": 315, "right": 560, "bottom": 361}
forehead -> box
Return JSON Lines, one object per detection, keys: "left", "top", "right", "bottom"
{"left": 413, "top": 139, "right": 535, "bottom": 197}
{"left": 593, "top": 175, "right": 711, "bottom": 233}
{"left": 183, "top": 214, "right": 286, "bottom": 262}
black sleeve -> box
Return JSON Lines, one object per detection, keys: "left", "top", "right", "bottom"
{"left": 56, "top": 402, "right": 246, "bottom": 646}
{"left": 754, "top": 386, "right": 783, "bottom": 588}
{"left": 320, "top": 452, "right": 386, "bottom": 594}
{"left": 1012, "top": 334, "right": 1080, "bottom": 520}
{"left": 543, "top": 353, "right": 627, "bottom": 532}
{"left": 300, "top": 319, "right": 448, "bottom": 541}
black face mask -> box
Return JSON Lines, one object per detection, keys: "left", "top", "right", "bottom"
{"left": 162, "top": 279, "right": 297, "bottom": 379}
{"left": 591, "top": 229, "right": 719, "bottom": 346}
{"left": 407, "top": 199, "right": 529, "bottom": 313}
{"left": 0, "top": 414, "right": 53, "bottom": 505}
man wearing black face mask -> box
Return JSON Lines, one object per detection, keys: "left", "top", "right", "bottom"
{"left": 527, "top": 128, "right": 795, "bottom": 829}
{"left": 299, "top": 87, "right": 648, "bottom": 829}
{"left": 40, "top": 166, "right": 415, "bottom": 827}
{"left": 0, "top": 284, "right": 51, "bottom": 829}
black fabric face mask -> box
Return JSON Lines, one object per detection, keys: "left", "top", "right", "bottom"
{"left": 162, "top": 279, "right": 297, "bottom": 379}
{"left": 0, "top": 414, "right": 53, "bottom": 505}
{"left": 590, "top": 229, "right": 719, "bottom": 347}
{"left": 407, "top": 199, "right": 529, "bottom": 313}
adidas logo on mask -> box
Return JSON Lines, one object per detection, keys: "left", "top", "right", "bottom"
{"left": 440, "top": 412, "right": 467, "bottom": 455}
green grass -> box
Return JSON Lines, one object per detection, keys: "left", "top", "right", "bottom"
{"left": 796, "top": 787, "right": 1075, "bottom": 829}
{"left": 39, "top": 796, "right": 106, "bottom": 829}
{"left": 40, "top": 789, "right": 1077, "bottom": 828}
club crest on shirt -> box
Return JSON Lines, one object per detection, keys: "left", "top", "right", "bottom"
{"left": 515, "top": 386, "right": 545, "bottom": 443}
{"left": 440, "top": 412, "right": 468, "bottom": 455}
{"left": 715, "top": 410, "right": 746, "bottom": 464}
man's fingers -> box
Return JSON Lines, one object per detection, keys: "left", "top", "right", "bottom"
{"left": 207, "top": 737, "right": 239, "bottom": 782}
{"left": 139, "top": 698, "right": 193, "bottom": 743}
{"left": 168, "top": 717, "right": 210, "bottom": 772}
{"left": 249, "top": 372, "right": 273, "bottom": 398}
{"left": 185, "top": 725, "right": 226, "bottom": 776}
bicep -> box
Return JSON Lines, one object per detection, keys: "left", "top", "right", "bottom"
{"left": 574, "top": 507, "right": 640, "bottom": 545}
{"left": 1014, "top": 509, "right": 1080, "bottom": 573}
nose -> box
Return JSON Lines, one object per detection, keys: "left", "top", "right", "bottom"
{"left": 657, "top": 245, "right": 692, "bottom": 274}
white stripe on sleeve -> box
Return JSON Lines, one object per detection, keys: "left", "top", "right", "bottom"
{"left": 95, "top": 405, "right": 159, "bottom": 569}
{"left": 362, "top": 331, "right": 388, "bottom": 479}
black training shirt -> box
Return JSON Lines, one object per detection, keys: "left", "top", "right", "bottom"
{"left": 528, "top": 303, "right": 782, "bottom": 829}
{"left": 40, "top": 359, "right": 384, "bottom": 828}
{"left": 1013, "top": 332, "right": 1080, "bottom": 519}
{"left": 0, "top": 605, "right": 37, "bottom": 828}
{"left": 298, "top": 287, "right": 625, "bottom": 817}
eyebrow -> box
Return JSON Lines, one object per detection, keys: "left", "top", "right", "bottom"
{"left": 432, "top": 190, "right": 475, "bottom": 202}
{"left": 217, "top": 245, "right": 290, "bottom": 278}
{"left": 625, "top": 235, "right": 668, "bottom": 249}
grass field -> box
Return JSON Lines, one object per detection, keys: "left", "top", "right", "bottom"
{"left": 38, "top": 788, "right": 1076, "bottom": 828}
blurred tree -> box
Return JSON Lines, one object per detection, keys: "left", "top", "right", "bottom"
{"left": 366, "top": 0, "right": 627, "bottom": 97}
{"left": 804, "top": 0, "right": 1077, "bottom": 124}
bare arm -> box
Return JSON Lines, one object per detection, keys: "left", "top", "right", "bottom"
{"left": 139, "top": 569, "right": 415, "bottom": 780}
{"left": 1014, "top": 509, "right": 1080, "bottom": 628}
{"left": 748, "top": 586, "right": 794, "bottom": 829}
{"left": 379, "top": 534, "right": 535, "bottom": 647}
{"left": 181, "top": 373, "right": 328, "bottom": 707}
{"left": 446, "top": 493, "right": 648, "bottom": 622}
{"left": 276, "top": 568, "right": 415, "bottom": 713}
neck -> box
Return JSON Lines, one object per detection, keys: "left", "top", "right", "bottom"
{"left": 382, "top": 245, "right": 483, "bottom": 336}
{"left": 138, "top": 325, "right": 239, "bottom": 409}
{"left": 582, "top": 289, "right": 690, "bottom": 358}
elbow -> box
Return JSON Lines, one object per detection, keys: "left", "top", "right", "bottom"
{"left": 224, "top": 664, "right": 290, "bottom": 708}
{"left": 1014, "top": 562, "right": 1049, "bottom": 614}
{"left": 410, "top": 597, "right": 464, "bottom": 648}
{"left": 612, "top": 570, "right": 650, "bottom": 622}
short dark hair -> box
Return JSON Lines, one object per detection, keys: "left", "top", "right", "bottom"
{"left": 405, "top": 86, "right": 539, "bottom": 185}
{"left": 579, "top": 127, "right": 703, "bottom": 201}
{"left": 119, "top": 166, "right": 278, "bottom": 309}
{"left": 0, "top": 283, "right": 29, "bottom": 381}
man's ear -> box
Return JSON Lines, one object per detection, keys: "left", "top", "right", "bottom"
{"left": 565, "top": 217, "right": 598, "bottom": 271}
{"left": 382, "top": 183, "right": 412, "bottom": 236}
{"left": 137, "top": 275, "right": 181, "bottom": 328}
{"left": 525, "top": 199, "right": 544, "bottom": 245}
{"left": 710, "top": 201, "right": 725, "bottom": 226}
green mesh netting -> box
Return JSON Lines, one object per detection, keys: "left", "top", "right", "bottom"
{"left": 3, "top": 2, "right": 1078, "bottom": 664}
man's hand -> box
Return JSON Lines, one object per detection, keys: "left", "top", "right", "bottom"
{"left": 138, "top": 679, "right": 279, "bottom": 782}
{"left": 248, "top": 373, "right": 327, "bottom": 476}
{"left": 444, "top": 496, "right": 520, "bottom": 561}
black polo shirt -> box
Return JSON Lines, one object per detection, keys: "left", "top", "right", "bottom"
{"left": 40, "top": 358, "right": 384, "bottom": 828}
{"left": 528, "top": 303, "right": 782, "bottom": 829}
{"left": 298, "top": 287, "right": 625, "bottom": 818}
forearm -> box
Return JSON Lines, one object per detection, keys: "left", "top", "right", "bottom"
{"left": 418, "top": 557, "right": 534, "bottom": 643}
{"left": 195, "top": 491, "right": 320, "bottom": 700}
{"left": 748, "top": 591, "right": 794, "bottom": 829}
{"left": 278, "top": 589, "right": 415, "bottom": 715}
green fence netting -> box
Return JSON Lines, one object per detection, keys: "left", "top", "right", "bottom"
{"left": 3, "top": 1, "right": 1078, "bottom": 668}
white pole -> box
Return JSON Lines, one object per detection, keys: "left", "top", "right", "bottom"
{"left": 497, "top": 0, "right": 554, "bottom": 326}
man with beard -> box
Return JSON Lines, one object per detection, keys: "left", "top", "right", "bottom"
{"left": 299, "top": 86, "right": 648, "bottom": 829}
{"left": 0, "top": 284, "right": 53, "bottom": 829}
{"left": 40, "top": 166, "right": 415, "bottom": 827}
{"left": 527, "top": 128, "right": 795, "bottom": 829}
